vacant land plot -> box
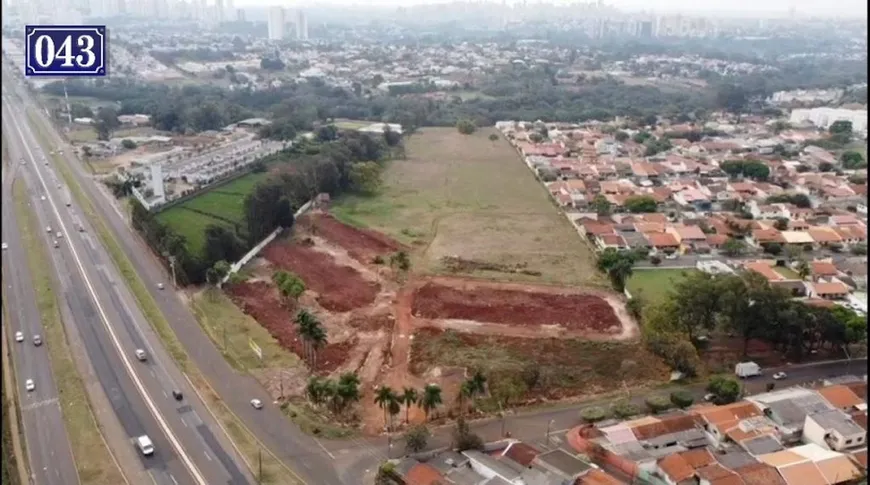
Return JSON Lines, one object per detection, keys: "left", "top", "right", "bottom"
{"left": 302, "top": 213, "right": 405, "bottom": 264}
{"left": 156, "top": 172, "right": 268, "bottom": 255}
{"left": 411, "top": 328, "right": 669, "bottom": 402}
{"left": 261, "top": 239, "right": 381, "bottom": 312}
{"left": 412, "top": 281, "right": 623, "bottom": 334}
{"left": 67, "top": 126, "right": 160, "bottom": 143}
{"left": 626, "top": 268, "right": 697, "bottom": 303}
{"left": 226, "top": 281, "right": 356, "bottom": 373}
{"left": 332, "top": 127, "right": 604, "bottom": 287}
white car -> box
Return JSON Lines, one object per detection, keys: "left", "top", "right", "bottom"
{"left": 53, "top": 240, "right": 59, "bottom": 248}
{"left": 157, "top": 283, "right": 164, "bottom": 290}
{"left": 25, "top": 379, "right": 34, "bottom": 392}
{"left": 1, "top": 242, "right": 8, "bottom": 250}
{"left": 773, "top": 372, "right": 787, "bottom": 380}
{"left": 14, "top": 331, "right": 24, "bottom": 342}
{"left": 250, "top": 399, "right": 263, "bottom": 410}
{"left": 40, "top": 196, "right": 46, "bottom": 201}
{"left": 33, "top": 335, "right": 42, "bottom": 346}
{"left": 45, "top": 226, "right": 52, "bottom": 233}
{"left": 704, "top": 393, "right": 715, "bottom": 402}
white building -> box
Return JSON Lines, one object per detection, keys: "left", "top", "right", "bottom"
{"left": 267, "top": 6, "right": 285, "bottom": 41}
{"left": 789, "top": 108, "right": 868, "bottom": 135}
{"left": 150, "top": 163, "right": 165, "bottom": 202}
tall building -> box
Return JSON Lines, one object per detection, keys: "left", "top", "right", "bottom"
{"left": 295, "top": 9, "right": 308, "bottom": 40}
{"left": 267, "top": 6, "right": 285, "bottom": 40}
{"left": 215, "top": 0, "right": 223, "bottom": 22}
{"left": 235, "top": 8, "right": 245, "bottom": 21}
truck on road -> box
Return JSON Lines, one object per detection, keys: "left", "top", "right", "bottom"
{"left": 735, "top": 361, "right": 762, "bottom": 378}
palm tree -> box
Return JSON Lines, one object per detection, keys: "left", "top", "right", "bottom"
{"left": 335, "top": 372, "right": 361, "bottom": 415}
{"left": 306, "top": 376, "right": 325, "bottom": 405}
{"left": 420, "top": 384, "right": 442, "bottom": 422}
{"left": 294, "top": 310, "right": 327, "bottom": 368}
{"left": 388, "top": 399, "right": 401, "bottom": 431}
{"left": 307, "top": 324, "right": 327, "bottom": 370}
{"left": 467, "top": 371, "right": 487, "bottom": 410}
{"left": 400, "top": 387, "right": 418, "bottom": 424}
{"left": 374, "top": 386, "right": 398, "bottom": 431}
{"left": 458, "top": 381, "right": 474, "bottom": 416}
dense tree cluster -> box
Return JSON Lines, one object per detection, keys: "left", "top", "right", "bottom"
{"left": 130, "top": 131, "right": 391, "bottom": 285}
{"left": 719, "top": 159, "right": 771, "bottom": 181}
{"left": 641, "top": 271, "right": 866, "bottom": 376}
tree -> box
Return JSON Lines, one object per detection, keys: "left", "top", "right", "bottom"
{"left": 716, "top": 83, "right": 749, "bottom": 114}
{"left": 390, "top": 251, "right": 411, "bottom": 272}
{"left": 721, "top": 238, "right": 747, "bottom": 257}
{"left": 334, "top": 372, "right": 361, "bottom": 415}
{"left": 591, "top": 194, "right": 612, "bottom": 216}
{"left": 374, "top": 386, "right": 399, "bottom": 431}
{"left": 452, "top": 415, "right": 483, "bottom": 451}
{"left": 121, "top": 139, "right": 137, "bottom": 149}
{"left": 456, "top": 119, "right": 476, "bottom": 135}
{"left": 203, "top": 224, "right": 245, "bottom": 264}
{"left": 420, "top": 384, "right": 442, "bottom": 421}
{"left": 404, "top": 424, "right": 430, "bottom": 453}
{"left": 348, "top": 162, "right": 382, "bottom": 194}
{"left": 773, "top": 218, "right": 789, "bottom": 231}
{"left": 796, "top": 259, "right": 811, "bottom": 280}
{"left": 94, "top": 106, "right": 121, "bottom": 141}
{"left": 623, "top": 195, "right": 657, "bottom": 213}
{"left": 707, "top": 376, "right": 741, "bottom": 404}
{"left": 466, "top": 371, "right": 487, "bottom": 411}
{"left": 306, "top": 376, "right": 327, "bottom": 405}
{"left": 670, "top": 390, "right": 694, "bottom": 409}
{"left": 664, "top": 271, "right": 722, "bottom": 341}
{"left": 596, "top": 248, "right": 637, "bottom": 292}
{"left": 829, "top": 120, "right": 853, "bottom": 136}
{"left": 614, "top": 131, "right": 629, "bottom": 142}
{"left": 294, "top": 309, "right": 327, "bottom": 369}
{"left": 841, "top": 151, "right": 866, "bottom": 169}
{"left": 273, "top": 270, "right": 306, "bottom": 302}
{"left": 488, "top": 133, "right": 499, "bottom": 142}
{"left": 400, "top": 387, "right": 418, "bottom": 424}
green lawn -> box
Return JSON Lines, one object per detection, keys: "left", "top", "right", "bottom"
{"left": 774, "top": 266, "right": 801, "bottom": 280}
{"left": 156, "top": 172, "right": 268, "bottom": 256}
{"left": 627, "top": 268, "right": 698, "bottom": 303}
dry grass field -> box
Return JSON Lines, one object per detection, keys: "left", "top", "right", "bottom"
{"left": 332, "top": 127, "right": 604, "bottom": 287}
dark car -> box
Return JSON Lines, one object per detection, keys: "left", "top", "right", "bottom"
{"left": 172, "top": 390, "right": 183, "bottom": 401}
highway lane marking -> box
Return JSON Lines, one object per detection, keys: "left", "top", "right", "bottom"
{"left": 21, "top": 397, "right": 59, "bottom": 411}
{"left": 8, "top": 110, "right": 210, "bottom": 485}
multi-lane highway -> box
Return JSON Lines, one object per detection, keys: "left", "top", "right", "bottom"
{"left": 3, "top": 78, "right": 254, "bottom": 485}
{"left": 2, "top": 122, "right": 78, "bottom": 485}
{"left": 4, "top": 69, "right": 351, "bottom": 485}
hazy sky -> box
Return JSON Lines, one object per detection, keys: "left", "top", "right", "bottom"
{"left": 229, "top": 0, "right": 866, "bottom": 18}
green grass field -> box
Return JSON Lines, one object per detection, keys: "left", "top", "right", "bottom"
{"left": 332, "top": 127, "right": 605, "bottom": 287}
{"left": 627, "top": 268, "right": 698, "bottom": 303}
{"left": 156, "top": 172, "right": 268, "bottom": 256}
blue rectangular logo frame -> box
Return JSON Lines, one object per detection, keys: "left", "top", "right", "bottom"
{"left": 25, "top": 25, "right": 107, "bottom": 77}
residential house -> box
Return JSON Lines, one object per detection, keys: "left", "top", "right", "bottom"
{"left": 748, "top": 201, "right": 792, "bottom": 220}
{"left": 748, "top": 389, "right": 835, "bottom": 442}
{"left": 803, "top": 410, "right": 867, "bottom": 452}
{"left": 749, "top": 228, "right": 786, "bottom": 248}
{"left": 780, "top": 231, "right": 816, "bottom": 251}
{"left": 531, "top": 449, "right": 594, "bottom": 483}
{"left": 644, "top": 232, "right": 681, "bottom": 254}
{"left": 805, "top": 280, "right": 851, "bottom": 300}
{"left": 817, "top": 386, "right": 865, "bottom": 413}
{"left": 667, "top": 225, "right": 709, "bottom": 254}
{"left": 810, "top": 261, "right": 841, "bottom": 281}
{"left": 807, "top": 227, "right": 844, "bottom": 248}
{"left": 656, "top": 448, "right": 718, "bottom": 485}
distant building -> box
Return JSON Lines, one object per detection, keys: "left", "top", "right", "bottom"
{"left": 789, "top": 108, "right": 868, "bottom": 135}
{"left": 267, "top": 6, "right": 284, "bottom": 41}
{"left": 295, "top": 9, "right": 308, "bottom": 40}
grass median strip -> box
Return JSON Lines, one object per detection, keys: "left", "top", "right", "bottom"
{"left": 28, "top": 109, "right": 305, "bottom": 485}
{"left": 12, "top": 179, "right": 126, "bottom": 485}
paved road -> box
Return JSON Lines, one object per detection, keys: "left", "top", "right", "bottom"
{"left": 9, "top": 71, "right": 351, "bottom": 485}
{"left": 1, "top": 127, "right": 78, "bottom": 485}
{"left": 3, "top": 79, "right": 254, "bottom": 485}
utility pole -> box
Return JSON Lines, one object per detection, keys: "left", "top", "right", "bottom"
{"left": 168, "top": 255, "right": 177, "bottom": 288}
{"left": 546, "top": 419, "right": 554, "bottom": 447}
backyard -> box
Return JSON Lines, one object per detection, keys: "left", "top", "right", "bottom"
{"left": 155, "top": 172, "right": 268, "bottom": 256}
{"left": 332, "top": 127, "right": 604, "bottom": 287}
{"left": 626, "top": 268, "right": 698, "bottom": 303}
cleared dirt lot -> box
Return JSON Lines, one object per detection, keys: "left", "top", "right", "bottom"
{"left": 412, "top": 279, "right": 630, "bottom": 336}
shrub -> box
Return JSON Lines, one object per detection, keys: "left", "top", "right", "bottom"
{"left": 580, "top": 406, "right": 608, "bottom": 423}
{"left": 611, "top": 399, "right": 640, "bottom": 419}
{"left": 670, "top": 390, "right": 694, "bottom": 409}
{"left": 645, "top": 395, "right": 672, "bottom": 414}
{"left": 404, "top": 424, "right": 430, "bottom": 453}
{"left": 121, "top": 138, "right": 137, "bottom": 149}
{"left": 649, "top": 255, "right": 662, "bottom": 266}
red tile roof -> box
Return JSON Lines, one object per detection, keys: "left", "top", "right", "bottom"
{"left": 405, "top": 463, "right": 445, "bottom": 485}
{"left": 645, "top": 232, "right": 680, "bottom": 248}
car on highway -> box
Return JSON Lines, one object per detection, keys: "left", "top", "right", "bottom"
{"left": 33, "top": 335, "right": 42, "bottom": 346}
{"left": 1, "top": 242, "right": 7, "bottom": 250}
{"left": 172, "top": 390, "right": 183, "bottom": 401}
{"left": 53, "top": 240, "right": 59, "bottom": 248}
{"left": 14, "top": 331, "right": 23, "bottom": 342}
{"left": 250, "top": 398, "right": 263, "bottom": 409}
{"left": 45, "top": 226, "right": 52, "bottom": 233}
{"left": 25, "top": 379, "right": 35, "bottom": 392}
{"left": 157, "top": 283, "right": 164, "bottom": 290}
{"left": 773, "top": 372, "right": 787, "bottom": 380}
{"left": 56, "top": 232, "right": 63, "bottom": 239}
{"left": 136, "top": 435, "right": 154, "bottom": 456}
{"left": 704, "top": 393, "right": 715, "bottom": 402}
{"left": 135, "top": 349, "right": 147, "bottom": 361}
{"left": 40, "top": 195, "right": 46, "bottom": 201}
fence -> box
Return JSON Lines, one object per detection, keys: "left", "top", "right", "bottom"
{"left": 219, "top": 199, "right": 315, "bottom": 285}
